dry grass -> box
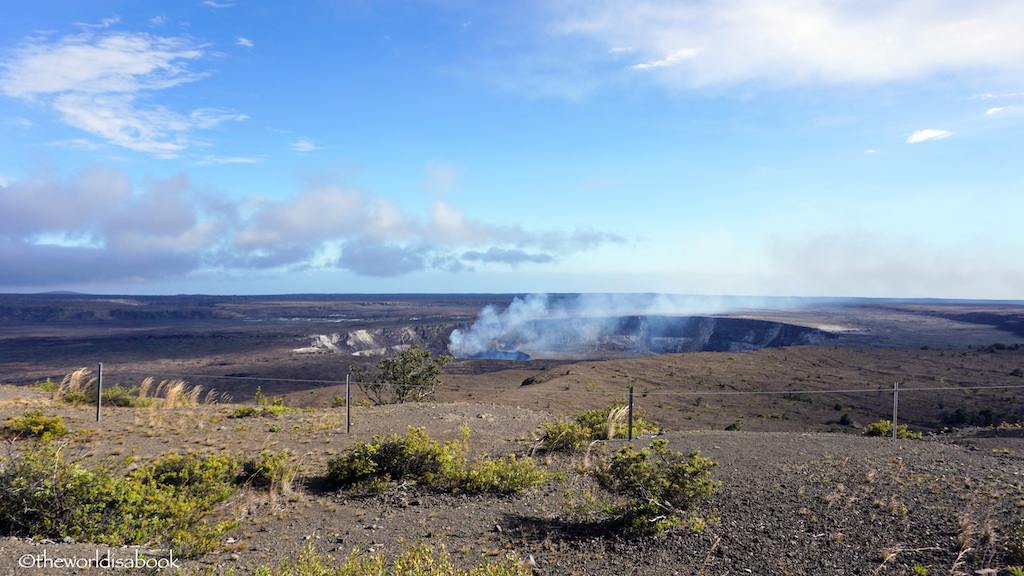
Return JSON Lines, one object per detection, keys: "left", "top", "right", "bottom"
{"left": 604, "top": 405, "right": 629, "bottom": 440}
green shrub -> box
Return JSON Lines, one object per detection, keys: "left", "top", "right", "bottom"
{"left": 0, "top": 441, "right": 238, "bottom": 556}
{"left": 351, "top": 346, "right": 454, "bottom": 405}
{"left": 1004, "top": 519, "right": 1024, "bottom": 565}
{"left": 326, "top": 426, "right": 468, "bottom": 492}
{"left": 230, "top": 388, "right": 293, "bottom": 418}
{"left": 538, "top": 418, "right": 592, "bottom": 453}
{"left": 838, "top": 413, "right": 857, "bottom": 427}
{"left": 464, "top": 454, "right": 547, "bottom": 494}
{"left": 863, "top": 420, "right": 922, "bottom": 439}
{"left": 326, "top": 427, "right": 545, "bottom": 495}
{"left": 101, "top": 385, "right": 153, "bottom": 407}
{"left": 240, "top": 450, "right": 299, "bottom": 493}
{"left": 6, "top": 411, "right": 69, "bottom": 439}
{"left": 575, "top": 403, "right": 660, "bottom": 440}
{"left": 252, "top": 543, "right": 530, "bottom": 576}
{"left": 588, "top": 439, "right": 718, "bottom": 534}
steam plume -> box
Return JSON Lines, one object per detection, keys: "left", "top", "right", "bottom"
{"left": 447, "top": 293, "right": 778, "bottom": 358}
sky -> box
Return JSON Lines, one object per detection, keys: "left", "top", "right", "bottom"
{"left": 0, "top": 1, "right": 1022, "bottom": 299}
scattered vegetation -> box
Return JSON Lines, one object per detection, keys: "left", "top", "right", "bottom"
{"left": 230, "top": 386, "right": 294, "bottom": 418}
{"left": 863, "top": 420, "right": 923, "bottom": 439}
{"left": 0, "top": 441, "right": 240, "bottom": 557}
{"left": 251, "top": 543, "right": 530, "bottom": 576}
{"left": 350, "top": 346, "right": 453, "bottom": 405}
{"left": 326, "top": 426, "right": 545, "bottom": 494}
{"left": 538, "top": 403, "right": 661, "bottom": 453}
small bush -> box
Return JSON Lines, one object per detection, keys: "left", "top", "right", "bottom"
{"left": 464, "top": 454, "right": 547, "bottom": 494}
{"left": 588, "top": 439, "right": 718, "bottom": 535}
{"left": 6, "top": 411, "right": 69, "bottom": 439}
{"left": 240, "top": 450, "right": 299, "bottom": 493}
{"left": 538, "top": 418, "right": 592, "bottom": 453}
{"left": 326, "top": 427, "right": 545, "bottom": 494}
{"left": 326, "top": 426, "right": 469, "bottom": 492}
{"left": 575, "top": 403, "right": 660, "bottom": 440}
{"left": 863, "top": 420, "right": 922, "bottom": 439}
{"left": 101, "top": 385, "right": 153, "bottom": 407}
{"left": 230, "top": 387, "right": 293, "bottom": 418}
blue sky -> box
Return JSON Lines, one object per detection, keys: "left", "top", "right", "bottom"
{"left": 1, "top": 1, "right": 1022, "bottom": 298}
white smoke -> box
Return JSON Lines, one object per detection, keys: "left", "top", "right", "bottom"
{"left": 447, "top": 293, "right": 782, "bottom": 358}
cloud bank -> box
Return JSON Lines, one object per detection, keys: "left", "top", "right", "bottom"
{"left": 517, "top": 0, "right": 1024, "bottom": 94}
{"left": 0, "top": 166, "right": 625, "bottom": 287}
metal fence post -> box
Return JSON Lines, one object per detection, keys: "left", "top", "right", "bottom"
{"left": 892, "top": 381, "right": 899, "bottom": 441}
{"left": 96, "top": 362, "right": 103, "bottom": 422}
{"left": 345, "top": 374, "right": 351, "bottom": 434}
{"left": 628, "top": 386, "right": 634, "bottom": 440}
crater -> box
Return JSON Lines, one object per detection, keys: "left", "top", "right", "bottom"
{"left": 300, "top": 316, "right": 835, "bottom": 360}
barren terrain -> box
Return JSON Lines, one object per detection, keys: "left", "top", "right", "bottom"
{"left": 1, "top": 294, "right": 1024, "bottom": 575}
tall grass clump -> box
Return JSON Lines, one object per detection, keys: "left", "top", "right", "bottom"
{"left": 42, "top": 369, "right": 220, "bottom": 408}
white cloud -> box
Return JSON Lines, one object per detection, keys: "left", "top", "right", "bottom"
{"left": 289, "top": 138, "right": 326, "bottom": 153}
{"left": 630, "top": 48, "right": 699, "bottom": 70}
{"left": 906, "top": 129, "right": 953, "bottom": 143}
{"left": 0, "top": 30, "right": 244, "bottom": 157}
{"left": 547, "top": 0, "right": 1024, "bottom": 88}
{"left": 986, "top": 106, "right": 1021, "bottom": 116}
{"left": 0, "top": 32, "right": 206, "bottom": 96}
{"left": 74, "top": 17, "right": 121, "bottom": 30}
{"left": 202, "top": 1, "right": 235, "bottom": 7}
{"left": 236, "top": 37, "right": 254, "bottom": 48}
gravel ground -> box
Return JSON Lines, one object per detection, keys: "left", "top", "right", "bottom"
{"left": 1, "top": 395, "right": 1023, "bottom": 576}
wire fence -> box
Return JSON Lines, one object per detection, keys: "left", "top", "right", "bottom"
{"left": 103, "top": 366, "right": 1024, "bottom": 398}
{"left": 76, "top": 362, "right": 1024, "bottom": 441}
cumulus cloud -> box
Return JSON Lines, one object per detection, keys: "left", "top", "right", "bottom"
{"left": 0, "top": 164, "right": 625, "bottom": 287}
{"left": 0, "top": 30, "right": 245, "bottom": 156}
{"left": 538, "top": 0, "right": 1024, "bottom": 90}
{"left": 906, "top": 129, "right": 953, "bottom": 143}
